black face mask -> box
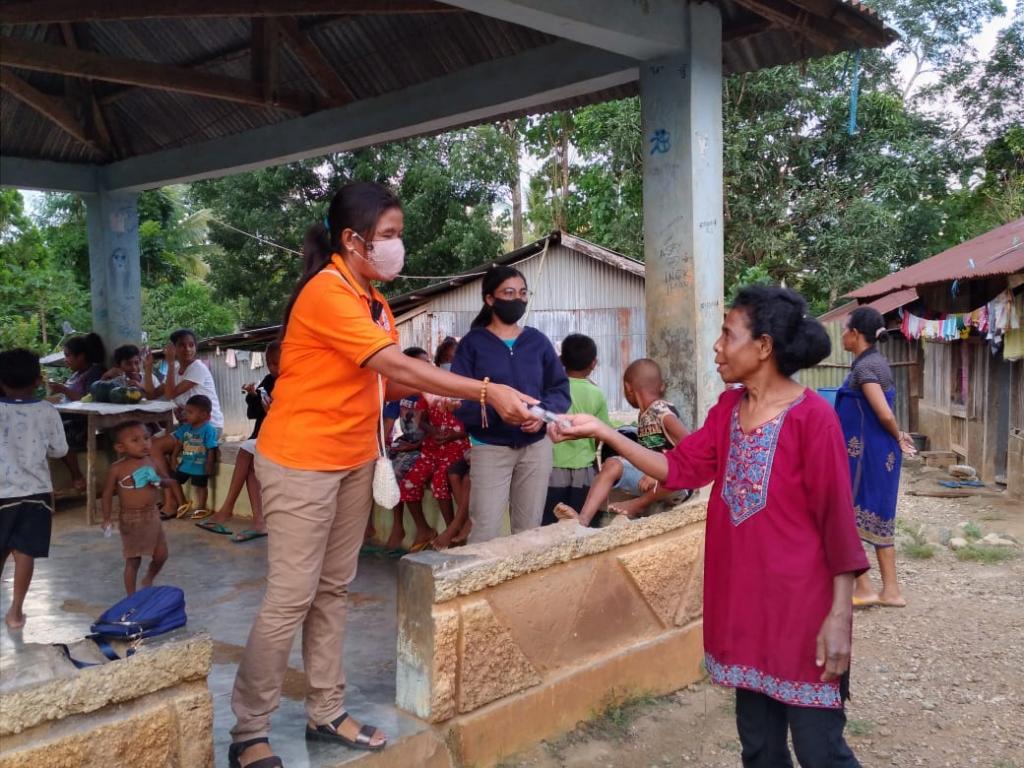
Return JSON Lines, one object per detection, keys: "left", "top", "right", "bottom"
{"left": 491, "top": 298, "right": 527, "bottom": 325}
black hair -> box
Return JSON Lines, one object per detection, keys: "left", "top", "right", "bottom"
{"left": 403, "top": 346, "right": 429, "bottom": 359}
{"left": 731, "top": 285, "right": 831, "bottom": 377}
{"left": 185, "top": 394, "right": 212, "bottom": 413}
{"left": 265, "top": 340, "right": 282, "bottom": 358}
{"left": 560, "top": 333, "right": 598, "bottom": 372}
{"left": 281, "top": 182, "right": 403, "bottom": 333}
{"left": 0, "top": 348, "right": 42, "bottom": 390}
{"left": 64, "top": 332, "right": 106, "bottom": 366}
{"left": 169, "top": 329, "right": 196, "bottom": 345}
{"left": 434, "top": 337, "right": 459, "bottom": 366}
{"left": 848, "top": 306, "right": 886, "bottom": 344}
{"left": 113, "top": 344, "right": 141, "bottom": 365}
{"left": 471, "top": 265, "right": 527, "bottom": 328}
{"left": 111, "top": 419, "right": 145, "bottom": 442}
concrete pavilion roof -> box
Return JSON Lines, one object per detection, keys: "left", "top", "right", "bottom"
{"left": 0, "top": 0, "right": 895, "bottom": 193}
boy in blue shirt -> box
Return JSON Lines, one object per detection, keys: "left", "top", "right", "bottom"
{"left": 171, "top": 394, "right": 219, "bottom": 516}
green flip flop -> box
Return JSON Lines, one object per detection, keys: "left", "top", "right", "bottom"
{"left": 196, "top": 521, "right": 232, "bottom": 535}
{"left": 231, "top": 530, "right": 268, "bottom": 543}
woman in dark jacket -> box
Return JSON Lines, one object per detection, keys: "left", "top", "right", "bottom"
{"left": 453, "top": 265, "right": 570, "bottom": 543}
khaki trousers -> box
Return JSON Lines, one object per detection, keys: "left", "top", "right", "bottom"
{"left": 467, "top": 439, "right": 553, "bottom": 544}
{"left": 230, "top": 452, "right": 374, "bottom": 742}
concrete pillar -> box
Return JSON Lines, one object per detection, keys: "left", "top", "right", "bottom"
{"left": 84, "top": 190, "right": 142, "bottom": 355}
{"left": 641, "top": 2, "right": 724, "bottom": 428}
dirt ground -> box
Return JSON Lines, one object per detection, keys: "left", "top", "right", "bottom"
{"left": 500, "top": 463, "right": 1024, "bottom": 768}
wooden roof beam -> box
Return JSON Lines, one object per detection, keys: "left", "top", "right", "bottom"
{"left": 58, "top": 22, "right": 118, "bottom": 158}
{"left": 0, "top": 37, "right": 334, "bottom": 114}
{"left": 0, "top": 69, "right": 107, "bottom": 157}
{"left": 278, "top": 17, "right": 355, "bottom": 104}
{"left": 728, "top": 0, "right": 848, "bottom": 53}
{"left": 250, "top": 19, "right": 281, "bottom": 105}
{"left": 0, "top": 1, "right": 459, "bottom": 25}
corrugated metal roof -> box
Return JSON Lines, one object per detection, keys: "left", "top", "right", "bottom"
{"left": 819, "top": 287, "right": 918, "bottom": 323}
{"left": 847, "top": 219, "right": 1024, "bottom": 300}
{"left": 388, "top": 230, "right": 644, "bottom": 314}
{"left": 1, "top": 1, "right": 895, "bottom": 168}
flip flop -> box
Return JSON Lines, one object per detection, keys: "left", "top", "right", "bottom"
{"left": 852, "top": 596, "right": 881, "bottom": 608}
{"left": 188, "top": 508, "right": 214, "bottom": 520}
{"left": 175, "top": 502, "right": 194, "bottom": 519}
{"left": 232, "top": 530, "right": 268, "bottom": 543}
{"left": 409, "top": 539, "right": 435, "bottom": 553}
{"left": 196, "top": 521, "right": 232, "bottom": 535}
{"left": 160, "top": 510, "right": 176, "bottom": 521}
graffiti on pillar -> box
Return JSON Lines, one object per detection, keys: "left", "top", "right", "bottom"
{"left": 648, "top": 64, "right": 665, "bottom": 76}
{"left": 109, "top": 206, "right": 138, "bottom": 235}
{"left": 677, "top": 66, "right": 688, "bottom": 80}
{"left": 649, "top": 129, "right": 671, "bottom": 155}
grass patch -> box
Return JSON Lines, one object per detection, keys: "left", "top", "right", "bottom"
{"left": 962, "top": 521, "right": 983, "bottom": 540}
{"left": 955, "top": 545, "right": 1019, "bottom": 564}
{"left": 589, "top": 691, "right": 659, "bottom": 740}
{"left": 900, "top": 523, "right": 935, "bottom": 559}
{"left": 846, "top": 719, "right": 875, "bottom": 737}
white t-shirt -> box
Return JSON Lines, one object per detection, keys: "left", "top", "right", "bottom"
{"left": 0, "top": 398, "right": 69, "bottom": 497}
{"left": 172, "top": 360, "right": 224, "bottom": 429}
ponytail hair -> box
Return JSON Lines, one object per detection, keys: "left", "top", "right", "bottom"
{"left": 64, "top": 332, "right": 106, "bottom": 366}
{"left": 280, "top": 182, "right": 402, "bottom": 334}
{"left": 470, "top": 265, "right": 526, "bottom": 328}
{"left": 848, "top": 306, "right": 886, "bottom": 345}
{"left": 731, "top": 285, "right": 831, "bottom": 376}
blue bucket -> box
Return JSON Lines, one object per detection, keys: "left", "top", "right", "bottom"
{"left": 816, "top": 387, "right": 840, "bottom": 407}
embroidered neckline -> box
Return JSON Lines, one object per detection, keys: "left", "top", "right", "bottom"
{"left": 721, "top": 394, "right": 804, "bottom": 526}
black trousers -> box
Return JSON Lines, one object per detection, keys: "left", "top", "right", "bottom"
{"left": 735, "top": 688, "right": 861, "bottom": 768}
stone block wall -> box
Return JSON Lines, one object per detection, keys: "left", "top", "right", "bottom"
{"left": 0, "top": 632, "right": 213, "bottom": 768}
{"left": 397, "top": 501, "right": 708, "bottom": 765}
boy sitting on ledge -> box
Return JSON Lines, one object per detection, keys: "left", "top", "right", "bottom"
{"left": 555, "top": 358, "right": 691, "bottom": 525}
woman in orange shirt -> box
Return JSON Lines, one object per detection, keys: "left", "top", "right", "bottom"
{"left": 228, "top": 182, "right": 532, "bottom": 768}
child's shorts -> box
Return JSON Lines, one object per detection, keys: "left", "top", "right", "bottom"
{"left": 119, "top": 504, "right": 166, "bottom": 559}
{"left": 609, "top": 456, "right": 646, "bottom": 496}
{"left": 174, "top": 471, "right": 209, "bottom": 488}
{"left": 239, "top": 438, "right": 257, "bottom": 455}
{"left": 0, "top": 494, "right": 53, "bottom": 558}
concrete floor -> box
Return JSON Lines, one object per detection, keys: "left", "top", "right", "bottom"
{"left": 0, "top": 502, "right": 429, "bottom": 767}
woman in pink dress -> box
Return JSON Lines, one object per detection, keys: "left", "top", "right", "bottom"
{"left": 554, "top": 285, "right": 868, "bottom": 768}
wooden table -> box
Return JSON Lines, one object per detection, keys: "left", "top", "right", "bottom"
{"left": 55, "top": 401, "right": 175, "bottom": 524}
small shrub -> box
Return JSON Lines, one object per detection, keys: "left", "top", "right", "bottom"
{"left": 903, "top": 541, "right": 936, "bottom": 559}
{"left": 590, "top": 690, "right": 658, "bottom": 740}
{"left": 846, "top": 719, "right": 875, "bottom": 737}
{"left": 955, "top": 545, "right": 1019, "bottom": 564}
{"left": 962, "top": 522, "right": 983, "bottom": 540}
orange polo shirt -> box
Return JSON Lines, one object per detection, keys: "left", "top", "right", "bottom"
{"left": 256, "top": 254, "right": 398, "bottom": 471}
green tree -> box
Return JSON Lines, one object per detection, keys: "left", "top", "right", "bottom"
{"left": 0, "top": 189, "right": 91, "bottom": 351}
{"left": 141, "top": 281, "right": 236, "bottom": 345}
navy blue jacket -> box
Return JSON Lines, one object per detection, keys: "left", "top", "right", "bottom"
{"left": 452, "top": 326, "right": 570, "bottom": 448}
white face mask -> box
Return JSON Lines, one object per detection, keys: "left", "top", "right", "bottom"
{"left": 353, "top": 234, "right": 405, "bottom": 282}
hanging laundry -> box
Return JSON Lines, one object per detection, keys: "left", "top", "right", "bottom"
{"left": 250, "top": 351, "right": 264, "bottom": 370}
{"left": 225, "top": 349, "right": 237, "bottom": 368}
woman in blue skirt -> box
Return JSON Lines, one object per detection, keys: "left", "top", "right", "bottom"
{"left": 837, "top": 307, "right": 917, "bottom": 608}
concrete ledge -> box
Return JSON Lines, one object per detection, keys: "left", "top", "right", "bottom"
{"left": 0, "top": 680, "right": 213, "bottom": 768}
{"left": 405, "top": 499, "right": 708, "bottom": 603}
{"left": 396, "top": 498, "right": 708, "bottom": 768}
{"left": 0, "top": 630, "right": 211, "bottom": 736}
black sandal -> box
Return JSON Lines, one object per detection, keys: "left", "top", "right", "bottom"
{"left": 305, "top": 711, "right": 387, "bottom": 752}
{"left": 228, "top": 737, "right": 283, "bottom": 768}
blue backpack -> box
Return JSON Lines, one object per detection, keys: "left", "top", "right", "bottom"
{"left": 91, "top": 585, "right": 187, "bottom": 641}
{"left": 59, "top": 586, "right": 187, "bottom": 668}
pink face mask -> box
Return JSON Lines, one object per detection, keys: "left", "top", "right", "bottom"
{"left": 354, "top": 234, "right": 405, "bottom": 282}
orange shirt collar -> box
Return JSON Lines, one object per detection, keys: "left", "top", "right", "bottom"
{"left": 329, "top": 253, "right": 383, "bottom": 302}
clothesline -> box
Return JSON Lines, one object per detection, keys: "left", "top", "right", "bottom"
{"left": 899, "top": 289, "right": 1021, "bottom": 347}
